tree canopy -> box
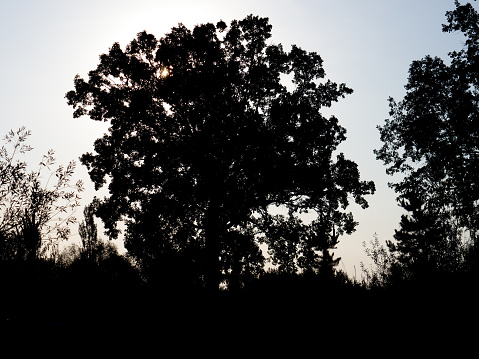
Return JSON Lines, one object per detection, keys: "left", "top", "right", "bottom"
{"left": 66, "top": 15, "right": 375, "bottom": 291}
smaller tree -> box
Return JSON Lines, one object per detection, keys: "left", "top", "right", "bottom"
{"left": 311, "top": 223, "right": 341, "bottom": 280}
{"left": 387, "top": 186, "right": 467, "bottom": 282}
{"left": 261, "top": 211, "right": 353, "bottom": 278}
{"left": 375, "top": 1, "right": 479, "bottom": 251}
{"left": 374, "top": 1, "right": 479, "bottom": 286}
{"left": 261, "top": 213, "right": 304, "bottom": 275}
{"left": 78, "top": 200, "right": 99, "bottom": 262}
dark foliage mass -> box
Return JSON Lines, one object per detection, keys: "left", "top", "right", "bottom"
{"left": 1, "top": 2, "right": 479, "bottom": 348}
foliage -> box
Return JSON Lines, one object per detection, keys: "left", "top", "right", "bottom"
{"left": 360, "top": 233, "right": 394, "bottom": 288}
{"left": 66, "top": 15, "right": 374, "bottom": 291}
{"left": 259, "top": 212, "right": 347, "bottom": 276}
{"left": 374, "top": 1, "right": 479, "bottom": 278}
{"left": 0, "top": 128, "right": 84, "bottom": 261}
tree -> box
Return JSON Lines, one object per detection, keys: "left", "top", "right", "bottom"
{"left": 66, "top": 15, "right": 375, "bottom": 293}
{"left": 375, "top": 1, "right": 479, "bottom": 274}
{"left": 219, "top": 227, "right": 264, "bottom": 292}
{"left": 261, "top": 210, "right": 351, "bottom": 278}
{"left": 312, "top": 222, "right": 342, "bottom": 280}
{"left": 0, "top": 128, "right": 84, "bottom": 261}
{"left": 387, "top": 185, "right": 466, "bottom": 282}
{"left": 261, "top": 213, "right": 304, "bottom": 275}
{"left": 78, "top": 200, "right": 100, "bottom": 262}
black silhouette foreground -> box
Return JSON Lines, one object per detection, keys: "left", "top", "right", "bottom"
{"left": 1, "top": 3, "right": 478, "bottom": 349}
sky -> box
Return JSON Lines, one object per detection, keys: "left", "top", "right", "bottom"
{"left": 0, "top": 0, "right": 476, "bottom": 278}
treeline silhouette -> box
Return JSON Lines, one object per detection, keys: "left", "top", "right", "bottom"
{"left": 1, "top": 1, "right": 479, "bottom": 347}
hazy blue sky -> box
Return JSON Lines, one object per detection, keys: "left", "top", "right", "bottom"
{"left": 1, "top": 0, "right": 476, "bottom": 276}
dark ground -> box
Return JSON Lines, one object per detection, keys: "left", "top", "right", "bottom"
{"left": 0, "top": 263, "right": 477, "bottom": 355}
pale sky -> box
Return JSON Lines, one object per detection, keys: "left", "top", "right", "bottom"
{"left": 1, "top": 0, "right": 475, "bottom": 277}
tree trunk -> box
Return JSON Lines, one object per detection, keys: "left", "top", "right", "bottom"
{"left": 205, "top": 201, "right": 221, "bottom": 297}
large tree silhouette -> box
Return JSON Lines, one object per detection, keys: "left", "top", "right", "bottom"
{"left": 66, "top": 15, "right": 375, "bottom": 293}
